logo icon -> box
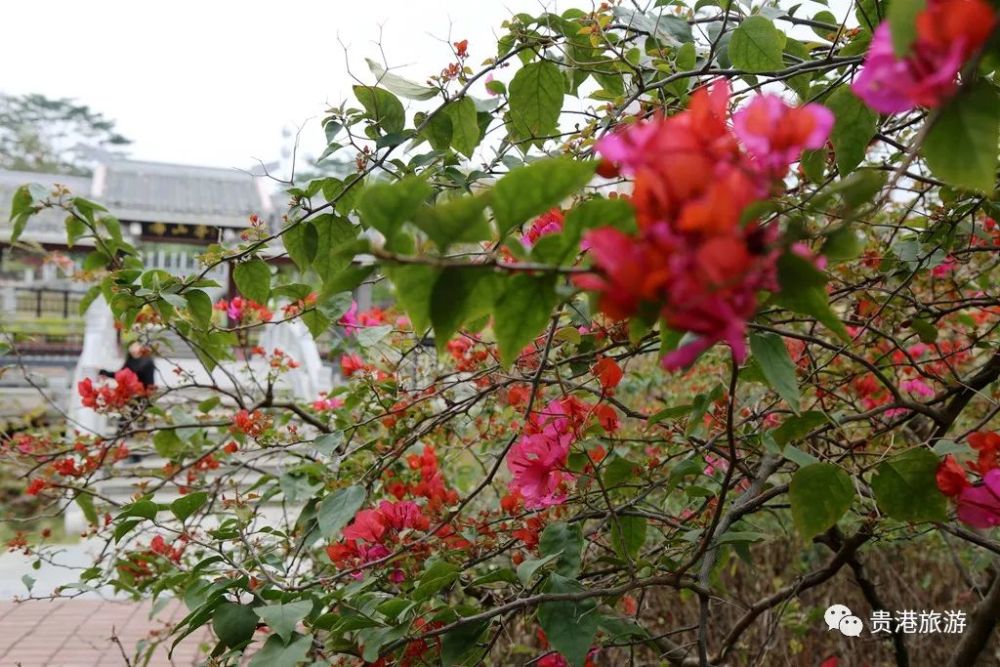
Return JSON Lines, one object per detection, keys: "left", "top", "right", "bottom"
{"left": 825, "top": 604, "right": 864, "bottom": 637}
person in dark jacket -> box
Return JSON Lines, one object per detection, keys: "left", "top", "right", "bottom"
{"left": 100, "top": 341, "right": 156, "bottom": 388}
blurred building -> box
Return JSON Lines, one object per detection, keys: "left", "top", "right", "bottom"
{"left": 0, "top": 159, "right": 338, "bottom": 430}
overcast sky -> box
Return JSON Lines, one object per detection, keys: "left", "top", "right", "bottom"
{"left": 1, "top": 0, "right": 549, "bottom": 172}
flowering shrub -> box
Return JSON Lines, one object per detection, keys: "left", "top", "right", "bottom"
{"left": 2, "top": 2, "right": 1000, "bottom": 666}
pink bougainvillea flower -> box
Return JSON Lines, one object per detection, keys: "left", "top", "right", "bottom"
{"left": 852, "top": 0, "right": 996, "bottom": 114}
{"left": 956, "top": 469, "right": 1000, "bottom": 528}
{"left": 732, "top": 94, "right": 833, "bottom": 178}
{"left": 506, "top": 430, "right": 573, "bottom": 508}
{"left": 338, "top": 301, "right": 387, "bottom": 336}
{"left": 521, "top": 208, "right": 564, "bottom": 249}
{"left": 900, "top": 377, "right": 935, "bottom": 397}
{"left": 852, "top": 24, "right": 963, "bottom": 113}
{"left": 932, "top": 255, "right": 957, "bottom": 277}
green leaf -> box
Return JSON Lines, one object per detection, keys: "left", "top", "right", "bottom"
{"left": 444, "top": 97, "right": 481, "bottom": 157}
{"left": 386, "top": 264, "right": 440, "bottom": 334}
{"left": 821, "top": 226, "right": 862, "bottom": 263}
{"left": 492, "top": 158, "right": 596, "bottom": 236}
{"left": 612, "top": 6, "right": 692, "bottom": 45}
{"left": 198, "top": 396, "right": 221, "bottom": 413}
{"left": 212, "top": 602, "right": 258, "bottom": 648}
{"left": 774, "top": 253, "right": 849, "bottom": 341}
{"left": 233, "top": 258, "right": 270, "bottom": 304}
{"left": 153, "top": 430, "right": 185, "bottom": 460}
{"left": 772, "top": 410, "right": 828, "bottom": 447}
{"left": 10, "top": 185, "right": 34, "bottom": 243}
{"left": 611, "top": 515, "right": 647, "bottom": 560}
{"left": 441, "top": 619, "right": 489, "bottom": 666}
{"left": 248, "top": 633, "right": 312, "bottom": 667}
{"left": 312, "top": 215, "right": 359, "bottom": 281}
{"left": 508, "top": 60, "right": 565, "bottom": 144}
{"left": 516, "top": 553, "right": 561, "bottom": 587}
{"left": 319, "top": 264, "right": 374, "bottom": 301}
{"left": 185, "top": 290, "right": 213, "bottom": 329}
{"left": 65, "top": 215, "right": 88, "bottom": 246}
{"left": 749, "top": 332, "right": 800, "bottom": 412}
{"left": 358, "top": 177, "right": 431, "bottom": 245}
{"left": 430, "top": 267, "right": 496, "bottom": 349}
{"left": 254, "top": 600, "right": 313, "bottom": 643}
{"left": 789, "top": 463, "right": 854, "bottom": 539}
{"left": 492, "top": 273, "right": 560, "bottom": 367}
{"left": 562, "top": 197, "right": 636, "bottom": 252}
{"left": 825, "top": 86, "right": 877, "bottom": 175}
{"left": 353, "top": 85, "right": 406, "bottom": 134}
{"left": 366, "top": 57, "right": 438, "bottom": 100}
{"left": 120, "top": 499, "right": 159, "bottom": 521}
{"left": 924, "top": 81, "right": 1000, "bottom": 193}
{"left": 871, "top": 449, "right": 947, "bottom": 522}
{"left": 602, "top": 456, "right": 641, "bottom": 488}
{"left": 413, "top": 561, "right": 460, "bottom": 600}
{"left": 421, "top": 111, "right": 453, "bottom": 150}
{"left": 412, "top": 194, "right": 491, "bottom": 250}
{"left": 317, "top": 486, "right": 366, "bottom": 540}
{"left": 171, "top": 492, "right": 208, "bottom": 521}
{"left": 75, "top": 492, "right": 98, "bottom": 525}
{"left": 539, "top": 522, "right": 584, "bottom": 578}
{"left": 887, "top": 0, "right": 926, "bottom": 56}
{"left": 538, "top": 574, "right": 599, "bottom": 667}
{"left": 283, "top": 221, "right": 318, "bottom": 272}
{"left": 911, "top": 318, "right": 939, "bottom": 343}
{"left": 729, "top": 17, "right": 786, "bottom": 72}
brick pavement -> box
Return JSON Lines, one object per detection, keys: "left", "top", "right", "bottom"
{"left": 0, "top": 599, "right": 210, "bottom": 667}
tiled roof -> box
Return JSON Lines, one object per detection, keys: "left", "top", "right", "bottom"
{"left": 0, "top": 170, "right": 92, "bottom": 242}
{"left": 97, "top": 160, "right": 270, "bottom": 226}
{"left": 0, "top": 160, "right": 272, "bottom": 243}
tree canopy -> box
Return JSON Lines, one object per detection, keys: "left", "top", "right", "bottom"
{"left": 0, "top": 92, "right": 130, "bottom": 175}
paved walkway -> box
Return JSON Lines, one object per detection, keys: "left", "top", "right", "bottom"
{"left": 0, "top": 599, "right": 209, "bottom": 666}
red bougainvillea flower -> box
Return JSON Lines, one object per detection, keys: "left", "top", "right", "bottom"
{"left": 25, "top": 479, "right": 48, "bottom": 496}
{"left": 78, "top": 368, "right": 149, "bottom": 412}
{"left": 340, "top": 353, "right": 367, "bottom": 377}
{"left": 580, "top": 82, "right": 824, "bottom": 369}
{"left": 969, "top": 430, "right": 1000, "bottom": 475}
{"left": 936, "top": 455, "right": 970, "bottom": 496}
{"left": 597, "top": 81, "right": 764, "bottom": 235}
{"left": 376, "top": 500, "right": 431, "bottom": 532}
{"left": 231, "top": 409, "right": 271, "bottom": 438}
{"left": 852, "top": 0, "right": 996, "bottom": 114}
{"left": 343, "top": 509, "right": 388, "bottom": 544}
{"left": 592, "top": 357, "right": 624, "bottom": 392}
{"left": 937, "top": 432, "right": 1000, "bottom": 528}
{"left": 956, "top": 469, "right": 1000, "bottom": 528}
{"left": 521, "top": 208, "right": 564, "bottom": 249}
{"left": 732, "top": 94, "right": 834, "bottom": 178}
{"left": 215, "top": 296, "right": 272, "bottom": 323}
{"left": 312, "top": 394, "right": 345, "bottom": 411}
{"left": 573, "top": 227, "right": 673, "bottom": 320}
